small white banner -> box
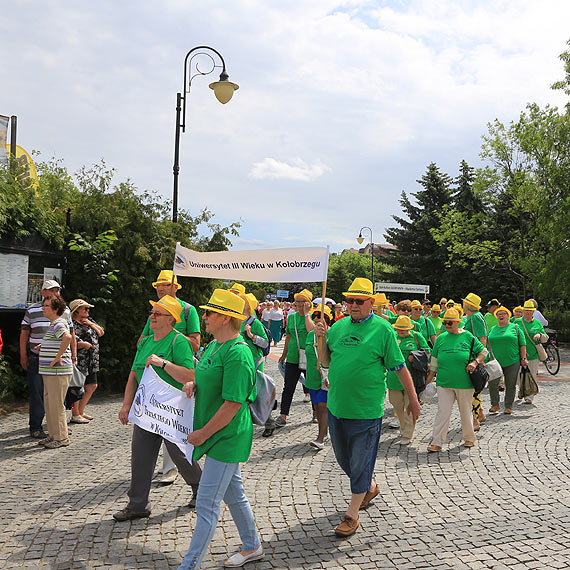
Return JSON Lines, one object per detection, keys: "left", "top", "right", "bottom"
{"left": 174, "top": 243, "right": 329, "bottom": 283}
{"left": 375, "top": 282, "right": 430, "bottom": 294}
{"left": 0, "top": 115, "right": 9, "bottom": 166}
{"left": 129, "top": 366, "right": 195, "bottom": 463}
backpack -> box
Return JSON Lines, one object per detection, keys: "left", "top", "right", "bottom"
{"left": 243, "top": 316, "right": 271, "bottom": 357}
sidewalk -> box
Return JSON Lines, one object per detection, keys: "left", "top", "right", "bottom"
{"left": 1, "top": 340, "right": 570, "bottom": 569}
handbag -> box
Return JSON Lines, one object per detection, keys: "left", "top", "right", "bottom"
{"left": 484, "top": 339, "right": 503, "bottom": 381}
{"left": 468, "top": 336, "right": 489, "bottom": 393}
{"left": 518, "top": 366, "right": 539, "bottom": 399}
{"left": 293, "top": 315, "right": 307, "bottom": 371}
{"left": 520, "top": 319, "right": 547, "bottom": 361}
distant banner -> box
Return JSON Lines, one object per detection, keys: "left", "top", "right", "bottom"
{"left": 375, "top": 282, "right": 430, "bottom": 294}
{"left": 5, "top": 144, "right": 39, "bottom": 187}
{"left": 174, "top": 243, "right": 329, "bottom": 283}
{"left": 128, "top": 366, "right": 195, "bottom": 463}
{"left": 0, "top": 115, "right": 8, "bottom": 166}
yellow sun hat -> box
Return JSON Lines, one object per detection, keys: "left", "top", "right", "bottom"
{"left": 152, "top": 270, "right": 181, "bottom": 290}
{"left": 431, "top": 304, "right": 441, "bottom": 311}
{"left": 411, "top": 300, "right": 423, "bottom": 308}
{"left": 343, "top": 278, "right": 374, "bottom": 298}
{"left": 462, "top": 292, "right": 482, "bottom": 310}
{"left": 311, "top": 304, "right": 332, "bottom": 319}
{"left": 245, "top": 293, "right": 258, "bottom": 314}
{"left": 442, "top": 308, "right": 461, "bottom": 322}
{"left": 294, "top": 289, "right": 313, "bottom": 302}
{"left": 200, "top": 289, "right": 247, "bottom": 321}
{"left": 149, "top": 295, "right": 182, "bottom": 323}
{"left": 229, "top": 282, "right": 246, "bottom": 295}
{"left": 374, "top": 293, "right": 390, "bottom": 307}
{"left": 495, "top": 306, "right": 512, "bottom": 318}
{"left": 393, "top": 315, "right": 414, "bottom": 330}
{"left": 522, "top": 300, "right": 537, "bottom": 311}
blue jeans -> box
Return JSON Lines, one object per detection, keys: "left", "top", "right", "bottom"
{"left": 178, "top": 456, "right": 260, "bottom": 570}
{"left": 327, "top": 412, "right": 382, "bottom": 494}
{"left": 27, "top": 353, "right": 45, "bottom": 433}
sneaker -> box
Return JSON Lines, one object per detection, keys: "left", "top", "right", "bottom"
{"left": 312, "top": 416, "right": 318, "bottom": 424}
{"left": 262, "top": 428, "right": 274, "bottom": 437}
{"left": 335, "top": 515, "right": 360, "bottom": 537}
{"left": 44, "top": 438, "right": 70, "bottom": 449}
{"left": 303, "top": 394, "right": 311, "bottom": 403}
{"left": 70, "top": 415, "right": 90, "bottom": 424}
{"left": 223, "top": 545, "right": 264, "bottom": 567}
{"left": 113, "top": 507, "right": 151, "bottom": 522}
{"left": 30, "top": 430, "right": 48, "bottom": 439}
{"left": 309, "top": 440, "right": 324, "bottom": 450}
{"left": 275, "top": 415, "right": 287, "bottom": 427}
{"left": 389, "top": 418, "right": 400, "bottom": 429}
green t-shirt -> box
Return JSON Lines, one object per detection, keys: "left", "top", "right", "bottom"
{"left": 131, "top": 330, "right": 194, "bottom": 390}
{"left": 514, "top": 317, "right": 546, "bottom": 360}
{"left": 412, "top": 315, "right": 436, "bottom": 342}
{"left": 432, "top": 330, "right": 485, "bottom": 389}
{"left": 387, "top": 331, "right": 430, "bottom": 390}
{"left": 463, "top": 311, "right": 489, "bottom": 362}
{"left": 428, "top": 316, "right": 443, "bottom": 334}
{"left": 141, "top": 298, "right": 200, "bottom": 338}
{"left": 192, "top": 339, "right": 255, "bottom": 463}
{"left": 304, "top": 330, "right": 325, "bottom": 390}
{"left": 285, "top": 312, "right": 310, "bottom": 364}
{"left": 488, "top": 323, "right": 525, "bottom": 367}
{"left": 385, "top": 308, "right": 396, "bottom": 317}
{"left": 326, "top": 314, "right": 405, "bottom": 419}
{"left": 240, "top": 317, "right": 268, "bottom": 371}
{"left": 484, "top": 312, "right": 498, "bottom": 332}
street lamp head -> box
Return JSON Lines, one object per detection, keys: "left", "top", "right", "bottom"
{"left": 209, "top": 71, "right": 239, "bottom": 104}
{"left": 356, "top": 234, "right": 364, "bottom": 244}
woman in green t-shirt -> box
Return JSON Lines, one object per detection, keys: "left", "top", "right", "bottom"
{"left": 387, "top": 316, "right": 430, "bottom": 445}
{"left": 305, "top": 304, "right": 332, "bottom": 451}
{"left": 179, "top": 289, "right": 262, "bottom": 570}
{"left": 515, "top": 300, "right": 548, "bottom": 405}
{"left": 114, "top": 295, "right": 202, "bottom": 523}
{"left": 426, "top": 308, "right": 487, "bottom": 452}
{"left": 487, "top": 307, "right": 527, "bottom": 415}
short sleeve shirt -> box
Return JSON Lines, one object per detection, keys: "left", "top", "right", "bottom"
{"left": 484, "top": 312, "right": 498, "bottom": 332}
{"left": 285, "top": 312, "right": 310, "bottom": 364}
{"left": 39, "top": 318, "right": 73, "bottom": 375}
{"left": 141, "top": 299, "right": 200, "bottom": 338}
{"left": 326, "top": 314, "right": 405, "bottom": 419}
{"left": 515, "top": 317, "right": 546, "bottom": 360}
{"left": 192, "top": 340, "right": 255, "bottom": 463}
{"left": 428, "top": 316, "right": 443, "bottom": 334}
{"left": 413, "top": 316, "right": 435, "bottom": 341}
{"left": 387, "top": 331, "right": 430, "bottom": 390}
{"left": 432, "top": 330, "right": 485, "bottom": 389}
{"left": 304, "top": 330, "right": 324, "bottom": 390}
{"left": 488, "top": 323, "right": 525, "bottom": 367}
{"left": 464, "top": 311, "right": 489, "bottom": 362}
{"left": 240, "top": 317, "right": 268, "bottom": 371}
{"left": 131, "top": 330, "right": 194, "bottom": 390}
{"left": 22, "top": 302, "right": 72, "bottom": 354}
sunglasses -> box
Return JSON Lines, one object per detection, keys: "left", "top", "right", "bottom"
{"left": 149, "top": 310, "right": 170, "bottom": 317}
{"left": 442, "top": 321, "right": 456, "bottom": 326}
{"left": 204, "top": 309, "right": 220, "bottom": 317}
{"left": 345, "top": 298, "right": 366, "bottom": 305}
{"left": 400, "top": 308, "right": 411, "bottom": 313}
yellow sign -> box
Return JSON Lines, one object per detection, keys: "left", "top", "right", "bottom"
{"left": 4, "top": 144, "right": 39, "bottom": 188}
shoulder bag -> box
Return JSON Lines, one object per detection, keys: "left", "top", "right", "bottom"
{"left": 468, "top": 335, "right": 489, "bottom": 393}
{"left": 520, "top": 319, "right": 547, "bottom": 361}
{"left": 294, "top": 314, "right": 307, "bottom": 371}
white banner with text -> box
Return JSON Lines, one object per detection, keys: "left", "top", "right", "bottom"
{"left": 128, "top": 366, "right": 194, "bottom": 463}
{"left": 174, "top": 243, "right": 329, "bottom": 283}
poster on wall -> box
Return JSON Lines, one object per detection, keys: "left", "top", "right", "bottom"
{"left": 0, "top": 253, "right": 29, "bottom": 307}
{"left": 43, "top": 267, "right": 63, "bottom": 285}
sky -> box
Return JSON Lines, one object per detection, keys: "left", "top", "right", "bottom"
{"left": 2, "top": 1, "right": 569, "bottom": 254}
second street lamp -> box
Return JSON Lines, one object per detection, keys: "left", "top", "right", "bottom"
{"left": 172, "top": 46, "right": 239, "bottom": 222}
{"left": 356, "top": 226, "right": 374, "bottom": 287}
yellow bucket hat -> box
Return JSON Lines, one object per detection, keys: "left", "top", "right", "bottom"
{"left": 495, "top": 306, "right": 512, "bottom": 318}
{"left": 522, "top": 300, "right": 536, "bottom": 311}
{"left": 431, "top": 304, "right": 441, "bottom": 311}
{"left": 442, "top": 308, "right": 461, "bottom": 322}
{"left": 149, "top": 295, "right": 182, "bottom": 323}
{"left": 410, "top": 300, "right": 423, "bottom": 308}
{"left": 374, "top": 293, "right": 390, "bottom": 307}
{"left": 462, "top": 292, "right": 481, "bottom": 310}
{"left": 200, "top": 289, "right": 247, "bottom": 320}
{"left": 393, "top": 315, "right": 414, "bottom": 330}
{"left": 446, "top": 299, "right": 455, "bottom": 307}
{"left": 152, "top": 270, "right": 181, "bottom": 290}
{"left": 294, "top": 289, "right": 313, "bottom": 302}
{"left": 513, "top": 305, "right": 523, "bottom": 313}
{"left": 311, "top": 304, "right": 332, "bottom": 319}
{"left": 229, "top": 282, "right": 246, "bottom": 295}
{"left": 454, "top": 304, "right": 464, "bottom": 317}
{"left": 343, "top": 278, "right": 374, "bottom": 298}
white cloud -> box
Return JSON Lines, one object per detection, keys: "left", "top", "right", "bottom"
{"left": 249, "top": 158, "right": 330, "bottom": 181}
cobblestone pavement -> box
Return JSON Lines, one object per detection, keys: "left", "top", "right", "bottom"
{"left": 2, "top": 344, "right": 570, "bottom": 569}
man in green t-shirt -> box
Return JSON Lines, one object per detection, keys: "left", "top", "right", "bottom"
{"left": 410, "top": 300, "right": 436, "bottom": 346}
{"left": 276, "top": 289, "right": 315, "bottom": 426}
{"left": 138, "top": 269, "right": 201, "bottom": 486}
{"left": 484, "top": 298, "right": 500, "bottom": 332}
{"left": 315, "top": 278, "right": 420, "bottom": 538}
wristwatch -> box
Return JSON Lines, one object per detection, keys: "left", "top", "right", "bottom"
{"left": 162, "top": 360, "right": 167, "bottom": 369}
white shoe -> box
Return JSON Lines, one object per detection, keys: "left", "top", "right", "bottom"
{"left": 303, "top": 394, "right": 311, "bottom": 403}
{"left": 389, "top": 418, "right": 400, "bottom": 429}
{"left": 309, "top": 440, "right": 325, "bottom": 450}
{"left": 224, "top": 545, "right": 264, "bottom": 567}
{"left": 159, "top": 468, "right": 178, "bottom": 485}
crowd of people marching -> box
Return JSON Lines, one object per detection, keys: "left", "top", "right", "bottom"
{"left": 18, "top": 271, "right": 551, "bottom": 569}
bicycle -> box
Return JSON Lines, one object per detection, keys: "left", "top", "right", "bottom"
{"left": 542, "top": 329, "right": 560, "bottom": 376}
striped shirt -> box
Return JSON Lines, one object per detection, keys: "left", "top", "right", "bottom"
{"left": 21, "top": 302, "right": 72, "bottom": 355}
{"left": 39, "top": 318, "right": 73, "bottom": 375}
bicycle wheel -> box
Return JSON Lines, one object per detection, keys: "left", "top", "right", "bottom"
{"left": 544, "top": 344, "right": 560, "bottom": 375}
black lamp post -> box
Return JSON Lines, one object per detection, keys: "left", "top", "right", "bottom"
{"left": 356, "top": 226, "right": 374, "bottom": 287}
{"left": 172, "top": 46, "right": 239, "bottom": 222}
